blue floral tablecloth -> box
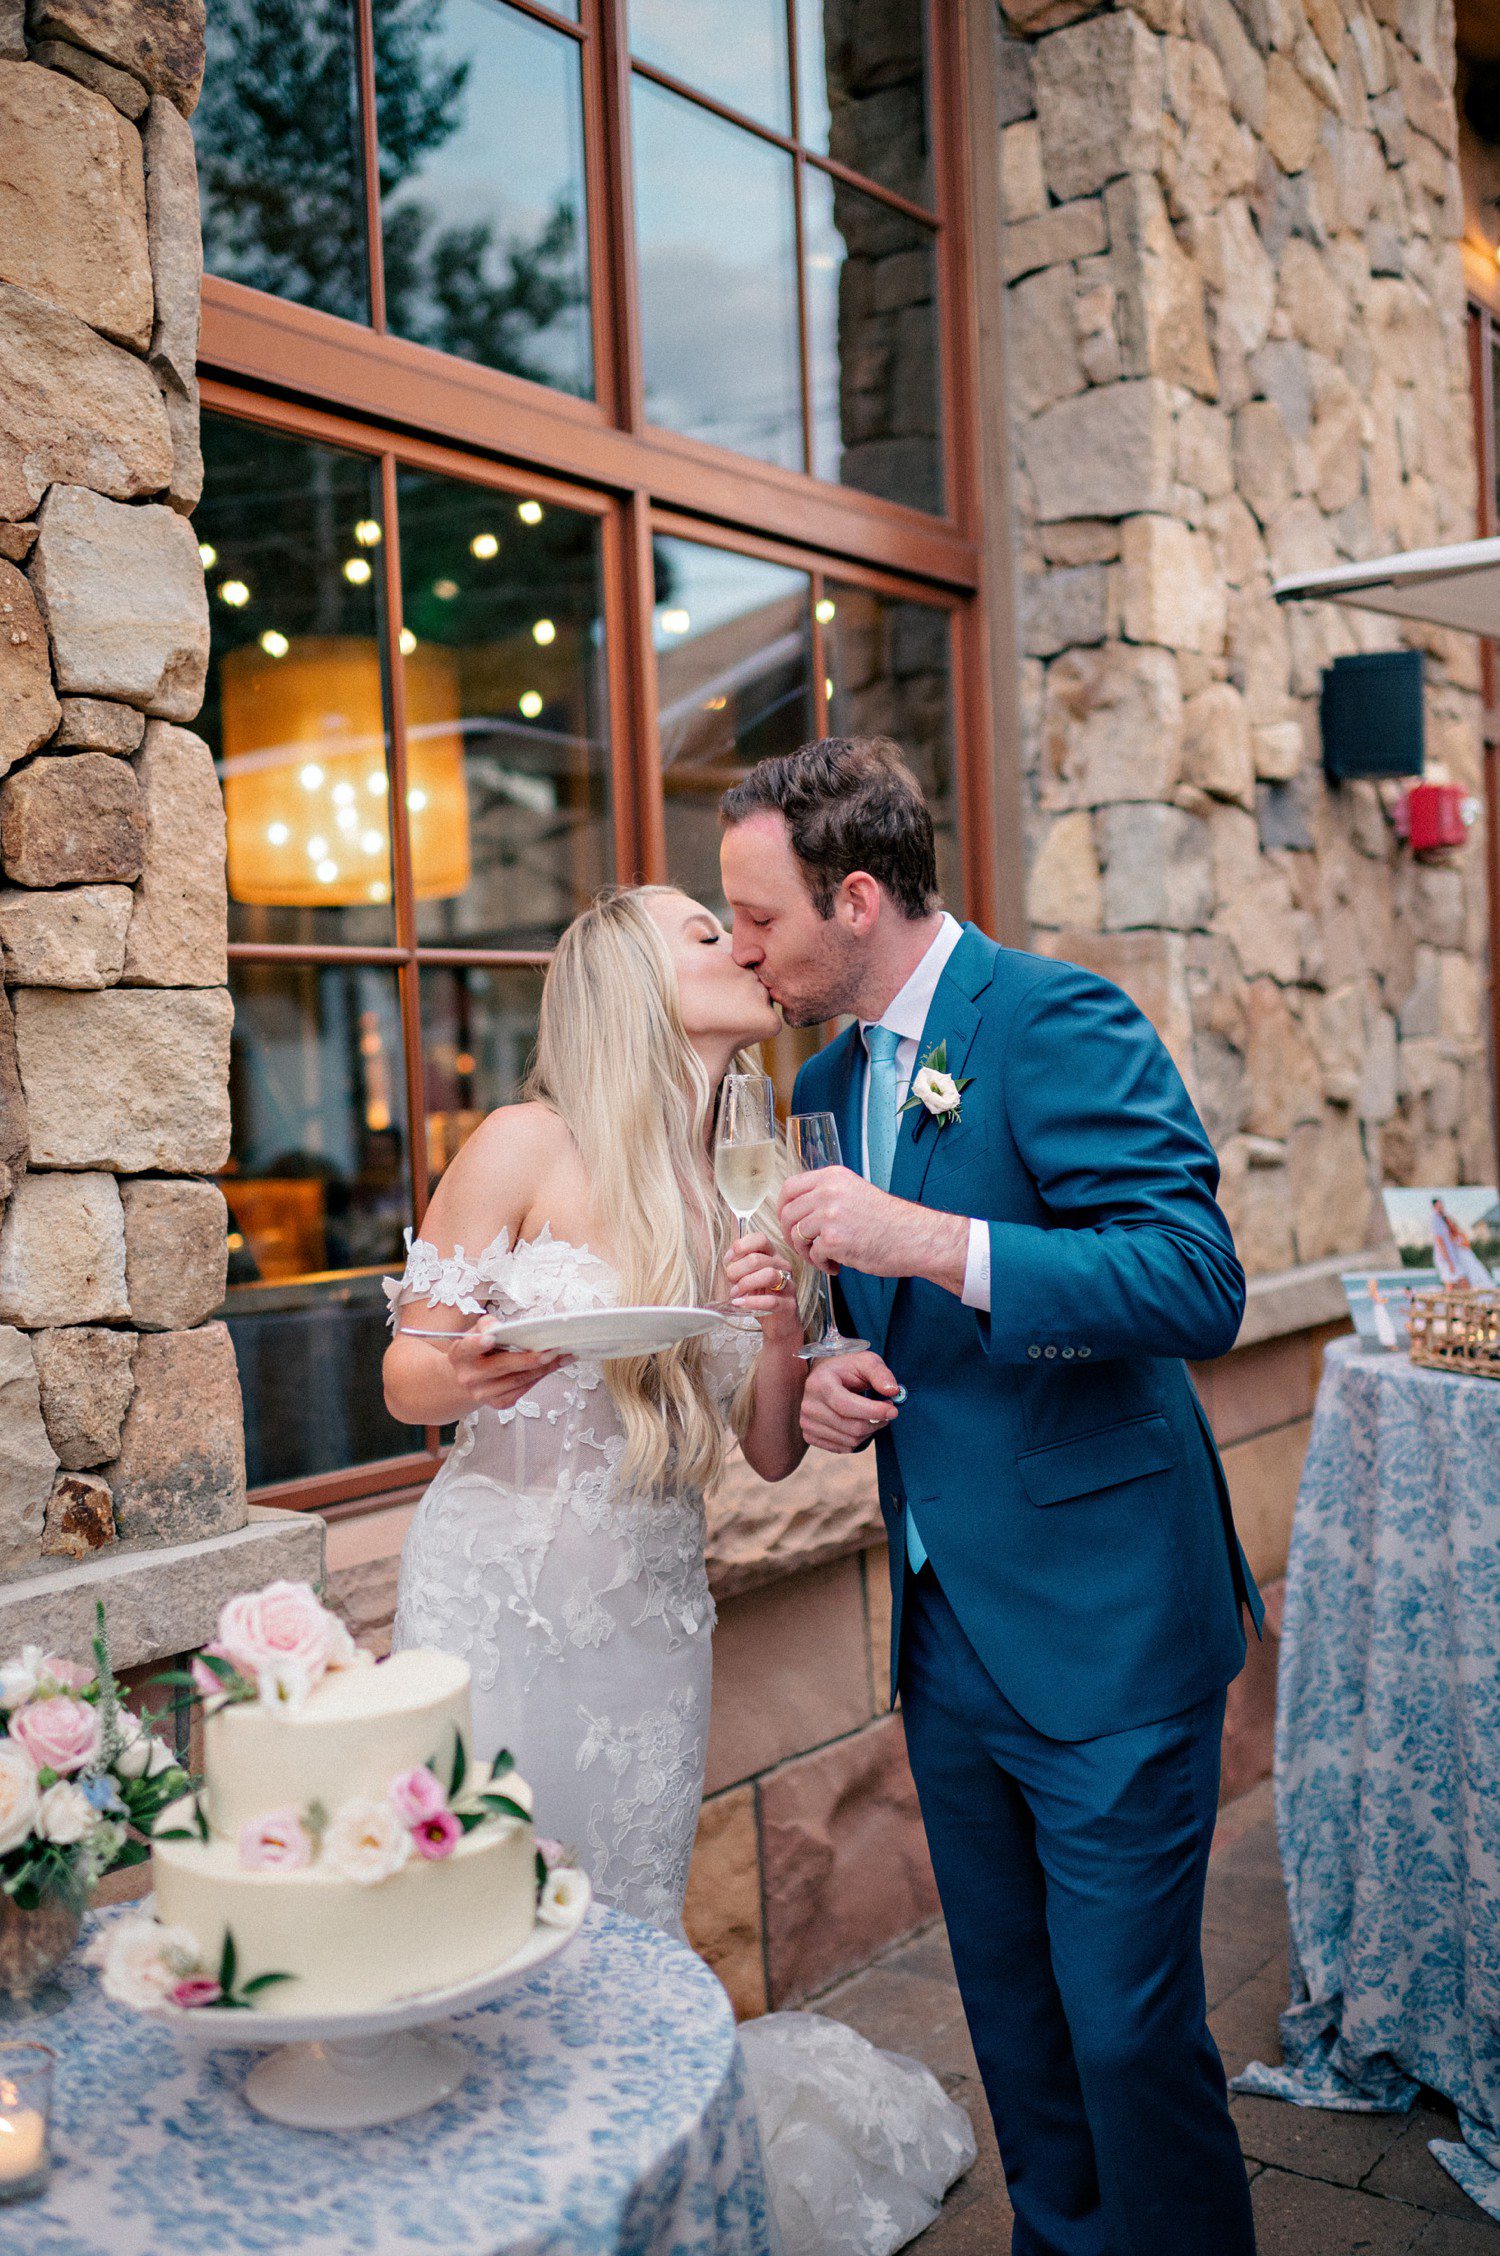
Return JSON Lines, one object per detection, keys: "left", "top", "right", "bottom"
{"left": 5, "top": 1903, "right": 774, "bottom": 2256}
{"left": 1233, "top": 1338, "right": 1500, "bottom": 2220}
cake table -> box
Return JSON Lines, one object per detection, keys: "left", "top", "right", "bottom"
{"left": 14, "top": 1903, "right": 775, "bottom": 2256}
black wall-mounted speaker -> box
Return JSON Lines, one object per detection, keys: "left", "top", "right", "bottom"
{"left": 1319, "top": 649, "right": 1425, "bottom": 781}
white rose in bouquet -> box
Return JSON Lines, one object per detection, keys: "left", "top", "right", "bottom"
{"left": 0, "top": 1742, "right": 39, "bottom": 1854}
{"left": 35, "top": 1779, "right": 95, "bottom": 1845}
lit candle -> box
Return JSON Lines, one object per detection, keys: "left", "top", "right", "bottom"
{"left": 0, "top": 2106, "right": 45, "bottom": 2182}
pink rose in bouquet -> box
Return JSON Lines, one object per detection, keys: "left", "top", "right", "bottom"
{"left": 388, "top": 1765, "right": 447, "bottom": 1827}
{"left": 10, "top": 1693, "right": 102, "bottom": 1776}
{"left": 412, "top": 1810, "right": 463, "bottom": 1861}
{"left": 214, "top": 1582, "right": 351, "bottom": 1698}
{"left": 238, "top": 1808, "right": 314, "bottom": 1871}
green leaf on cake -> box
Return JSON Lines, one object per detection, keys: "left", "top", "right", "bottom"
{"left": 490, "top": 1751, "right": 515, "bottom": 1780}
{"left": 218, "top": 1930, "right": 238, "bottom": 1996}
{"left": 239, "top": 1972, "right": 294, "bottom": 1998}
{"left": 479, "top": 1793, "right": 530, "bottom": 1825}
{"left": 448, "top": 1730, "right": 467, "bottom": 1802}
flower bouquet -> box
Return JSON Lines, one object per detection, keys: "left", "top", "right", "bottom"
{"left": 0, "top": 1605, "right": 191, "bottom": 2014}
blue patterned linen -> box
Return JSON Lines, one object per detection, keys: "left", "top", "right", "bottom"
{"left": 15, "top": 1903, "right": 774, "bottom": 2256}
{"left": 1233, "top": 1339, "right": 1500, "bottom": 2221}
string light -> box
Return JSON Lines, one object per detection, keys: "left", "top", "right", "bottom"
{"left": 408, "top": 788, "right": 428, "bottom": 811}
{"left": 361, "top": 830, "right": 383, "bottom": 854}
{"left": 267, "top": 822, "right": 289, "bottom": 846}
{"left": 299, "top": 763, "right": 324, "bottom": 791}
{"left": 367, "top": 771, "right": 388, "bottom": 796}
{"left": 815, "top": 598, "right": 836, "bottom": 623}
{"left": 353, "top": 519, "right": 382, "bottom": 547}
{"left": 259, "top": 630, "right": 289, "bottom": 658}
{"left": 398, "top": 628, "right": 417, "bottom": 655}
{"left": 434, "top": 578, "right": 458, "bottom": 600}
{"left": 518, "top": 500, "right": 544, "bottom": 524}
{"left": 659, "top": 607, "right": 690, "bottom": 635}
{"left": 307, "top": 836, "right": 329, "bottom": 860}
{"left": 532, "top": 618, "right": 556, "bottom": 645}
{"left": 343, "top": 557, "right": 372, "bottom": 586}
{"left": 198, "top": 542, "right": 217, "bottom": 569}
{"left": 316, "top": 859, "right": 339, "bottom": 883}
{"left": 331, "top": 781, "right": 356, "bottom": 805}
{"left": 518, "top": 691, "right": 543, "bottom": 719}
{"left": 470, "top": 532, "right": 499, "bottom": 559}
{"left": 218, "top": 580, "right": 249, "bottom": 608}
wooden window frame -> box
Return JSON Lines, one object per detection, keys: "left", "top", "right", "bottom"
{"left": 203, "top": 0, "right": 994, "bottom": 1519}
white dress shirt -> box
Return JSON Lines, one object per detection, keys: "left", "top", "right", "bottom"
{"left": 857, "top": 912, "right": 991, "bottom": 1311}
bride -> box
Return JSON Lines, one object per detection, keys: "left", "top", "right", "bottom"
{"left": 383, "top": 885, "right": 974, "bottom": 2256}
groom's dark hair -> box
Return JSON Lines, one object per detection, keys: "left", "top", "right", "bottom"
{"left": 720, "top": 737, "right": 939, "bottom": 921}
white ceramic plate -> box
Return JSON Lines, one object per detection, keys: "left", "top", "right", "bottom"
{"left": 463, "top": 1305, "right": 727, "bottom": 1358}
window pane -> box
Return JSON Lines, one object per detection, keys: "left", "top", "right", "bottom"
{"left": 794, "top": 0, "right": 931, "bottom": 206}
{"left": 629, "top": 0, "right": 790, "bottom": 132}
{"left": 805, "top": 165, "right": 943, "bottom": 512}
{"left": 221, "top": 962, "right": 414, "bottom": 1486}
{"left": 195, "top": 0, "right": 369, "bottom": 323}
{"left": 633, "top": 80, "right": 803, "bottom": 470}
{"left": 199, "top": 414, "right": 397, "bottom": 947}
{"left": 396, "top": 471, "right": 611, "bottom": 949}
{"left": 655, "top": 538, "right": 813, "bottom": 914}
{"left": 378, "top": 0, "right": 593, "bottom": 397}
{"left": 421, "top": 963, "right": 546, "bottom": 1186}
{"left": 824, "top": 583, "right": 961, "bottom": 911}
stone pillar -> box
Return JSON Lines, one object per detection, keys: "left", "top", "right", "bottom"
{"left": 999, "top": 0, "right": 1495, "bottom": 1276}
{"left": 0, "top": 1, "right": 245, "bottom": 1586}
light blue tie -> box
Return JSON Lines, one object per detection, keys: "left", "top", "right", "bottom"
{"left": 864, "top": 1028, "right": 928, "bottom": 1575}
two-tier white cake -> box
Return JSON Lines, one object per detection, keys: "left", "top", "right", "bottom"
{"left": 147, "top": 1591, "right": 542, "bottom": 2017}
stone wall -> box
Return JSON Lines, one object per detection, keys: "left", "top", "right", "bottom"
{"left": 0, "top": 3, "right": 244, "bottom": 1587}
{"left": 998, "top": 0, "right": 1495, "bottom": 1273}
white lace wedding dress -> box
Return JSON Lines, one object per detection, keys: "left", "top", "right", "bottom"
{"left": 390, "top": 1227, "right": 976, "bottom": 2256}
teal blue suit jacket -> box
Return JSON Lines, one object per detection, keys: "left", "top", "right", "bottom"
{"left": 791, "top": 924, "right": 1261, "bottom": 1741}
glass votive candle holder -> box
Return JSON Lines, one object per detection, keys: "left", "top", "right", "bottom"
{"left": 0, "top": 2041, "right": 52, "bottom": 2201}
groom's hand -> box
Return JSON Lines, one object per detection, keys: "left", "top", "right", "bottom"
{"left": 779, "top": 1167, "right": 968, "bottom": 1293}
{"left": 801, "top": 1350, "right": 902, "bottom": 1453}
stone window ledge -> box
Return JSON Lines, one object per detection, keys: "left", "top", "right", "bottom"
{"left": 0, "top": 1506, "right": 325, "bottom": 1671}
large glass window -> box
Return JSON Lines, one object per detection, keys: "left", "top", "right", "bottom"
{"left": 197, "top": 3, "right": 986, "bottom": 1511}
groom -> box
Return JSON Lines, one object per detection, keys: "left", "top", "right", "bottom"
{"left": 720, "top": 737, "right": 1260, "bottom": 2256}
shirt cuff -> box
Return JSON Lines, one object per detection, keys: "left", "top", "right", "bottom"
{"left": 961, "top": 1218, "right": 991, "bottom": 1311}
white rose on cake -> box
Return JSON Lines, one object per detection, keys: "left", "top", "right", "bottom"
{"left": 99, "top": 1917, "right": 201, "bottom": 2010}
{"left": 322, "top": 1795, "right": 414, "bottom": 1885}
{"left": 537, "top": 1866, "right": 589, "bottom": 1927}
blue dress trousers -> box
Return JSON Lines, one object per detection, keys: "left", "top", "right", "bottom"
{"left": 791, "top": 926, "right": 1261, "bottom": 2256}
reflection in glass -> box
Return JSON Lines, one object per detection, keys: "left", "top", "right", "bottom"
{"left": 378, "top": 0, "right": 593, "bottom": 396}
{"left": 421, "top": 963, "right": 546, "bottom": 1186}
{"left": 794, "top": 0, "right": 931, "bottom": 206}
{"left": 633, "top": 80, "right": 802, "bottom": 470}
{"left": 397, "top": 470, "right": 611, "bottom": 950}
{"left": 199, "top": 414, "right": 397, "bottom": 947}
{"left": 221, "top": 962, "right": 414, "bottom": 1484}
{"left": 629, "top": 0, "right": 790, "bottom": 132}
{"left": 195, "top": 0, "right": 369, "bottom": 321}
{"left": 654, "top": 538, "right": 812, "bottom": 913}
{"left": 824, "top": 584, "right": 961, "bottom": 911}
{"left": 804, "top": 166, "right": 943, "bottom": 512}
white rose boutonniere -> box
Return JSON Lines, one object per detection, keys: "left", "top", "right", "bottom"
{"left": 899, "top": 1040, "right": 973, "bottom": 1135}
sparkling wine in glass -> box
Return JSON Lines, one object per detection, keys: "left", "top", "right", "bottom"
{"left": 714, "top": 1074, "right": 777, "bottom": 1241}
{"left": 788, "top": 1111, "right": 871, "bottom": 1361}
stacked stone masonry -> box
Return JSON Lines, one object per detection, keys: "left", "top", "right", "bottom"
{"left": 1002, "top": 0, "right": 1495, "bottom": 1270}
{"left": 0, "top": 3, "right": 242, "bottom": 1585}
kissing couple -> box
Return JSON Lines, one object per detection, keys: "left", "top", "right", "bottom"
{"left": 384, "top": 736, "right": 1263, "bottom": 2256}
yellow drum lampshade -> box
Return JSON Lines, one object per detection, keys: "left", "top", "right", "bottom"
{"left": 220, "top": 635, "right": 471, "bottom": 906}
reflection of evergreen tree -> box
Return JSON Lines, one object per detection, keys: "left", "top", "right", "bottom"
{"left": 195, "top": 0, "right": 588, "bottom": 388}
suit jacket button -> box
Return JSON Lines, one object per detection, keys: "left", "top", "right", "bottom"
{"left": 1044, "top": 1345, "right": 1057, "bottom": 1358}
{"left": 1062, "top": 1347, "right": 1075, "bottom": 1359}
{"left": 1079, "top": 1346, "right": 1092, "bottom": 1358}
{"left": 1027, "top": 1345, "right": 1040, "bottom": 1359}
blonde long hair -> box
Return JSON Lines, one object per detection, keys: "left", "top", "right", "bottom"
{"left": 526, "top": 887, "right": 818, "bottom": 1500}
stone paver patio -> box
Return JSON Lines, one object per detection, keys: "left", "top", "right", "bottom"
{"left": 816, "top": 1781, "right": 1500, "bottom": 2255}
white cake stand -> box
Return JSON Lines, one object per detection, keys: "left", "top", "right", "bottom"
{"left": 145, "top": 1889, "right": 590, "bottom": 2130}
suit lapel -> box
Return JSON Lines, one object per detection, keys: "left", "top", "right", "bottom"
{"left": 874, "top": 926, "right": 996, "bottom": 1348}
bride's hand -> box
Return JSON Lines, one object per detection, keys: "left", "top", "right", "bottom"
{"left": 445, "top": 1322, "right": 570, "bottom": 1411}
{"left": 724, "top": 1232, "right": 802, "bottom": 1348}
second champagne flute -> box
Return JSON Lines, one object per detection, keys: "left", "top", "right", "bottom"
{"left": 714, "top": 1073, "right": 777, "bottom": 1241}
{"left": 788, "top": 1111, "right": 871, "bottom": 1360}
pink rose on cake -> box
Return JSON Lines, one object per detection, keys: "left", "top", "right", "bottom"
{"left": 238, "top": 1807, "right": 315, "bottom": 1871}
{"left": 387, "top": 1765, "right": 448, "bottom": 1827}
{"left": 9, "top": 1693, "right": 103, "bottom": 1777}
{"left": 214, "top": 1581, "right": 361, "bottom": 1708}
{"left": 412, "top": 1810, "right": 463, "bottom": 1860}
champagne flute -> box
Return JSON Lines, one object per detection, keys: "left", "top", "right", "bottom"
{"left": 788, "top": 1112, "right": 871, "bottom": 1361}
{"left": 714, "top": 1073, "right": 777, "bottom": 1242}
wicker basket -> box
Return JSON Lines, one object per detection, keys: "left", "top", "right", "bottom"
{"left": 1407, "top": 1287, "right": 1500, "bottom": 1379}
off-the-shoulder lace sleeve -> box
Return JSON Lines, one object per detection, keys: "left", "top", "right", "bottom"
{"left": 384, "top": 1227, "right": 504, "bottom": 1331}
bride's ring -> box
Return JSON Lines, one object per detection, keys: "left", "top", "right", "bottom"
{"left": 771, "top": 1270, "right": 788, "bottom": 1293}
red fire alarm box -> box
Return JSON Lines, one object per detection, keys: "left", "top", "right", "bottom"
{"left": 1395, "top": 782, "right": 1477, "bottom": 853}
